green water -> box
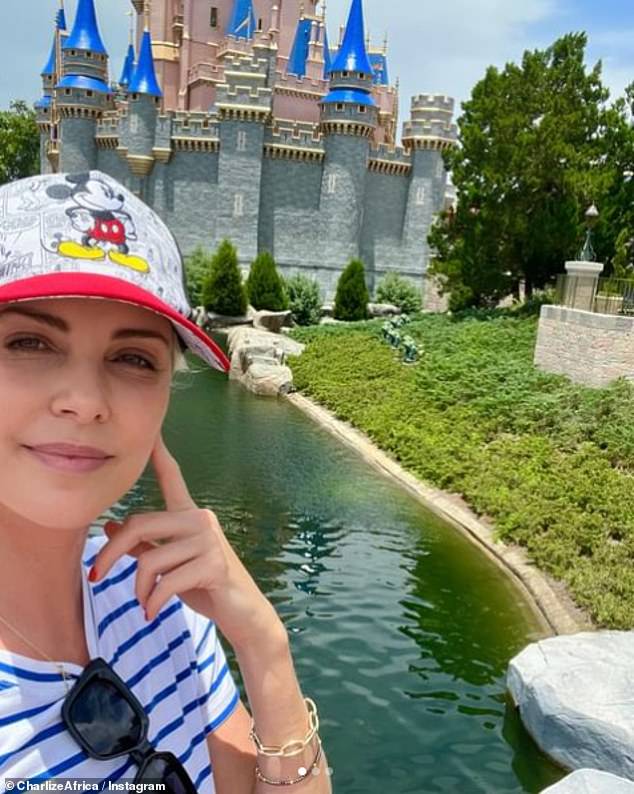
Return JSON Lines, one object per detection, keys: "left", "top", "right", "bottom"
{"left": 106, "top": 351, "right": 565, "bottom": 794}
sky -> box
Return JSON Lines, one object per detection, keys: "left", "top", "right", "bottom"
{"left": 2, "top": 0, "right": 633, "bottom": 134}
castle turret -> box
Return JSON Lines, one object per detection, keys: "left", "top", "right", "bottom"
{"left": 401, "top": 94, "right": 458, "bottom": 277}
{"left": 123, "top": 22, "right": 163, "bottom": 184}
{"left": 287, "top": 14, "right": 312, "bottom": 78}
{"left": 53, "top": 0, "right": 112, "bottom": 172}
{"left": 36, "top": 2, "right": 67, "bottom": 173}
{"left": 318, "top": 0, "right": 377, "bottom": 275}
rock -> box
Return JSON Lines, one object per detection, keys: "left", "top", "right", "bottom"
{"left": 507, "top": 631, "right": 634, "bottom": 779}
{"left": 252, "top": 309, "right": 293, "bottom": 334}
{"left": 368, "top": 302, "right": 402, "bottom": 317}
{"left": 540, "top": 769, "right": 634, "bottom": 793}
{"left": 205, "top": 310, "right": 252, "bottom": 328}
{"left": 225, "top": 326, "right": 305, "bottom": 396}
{"left": 319, "top": 317, "right": 343, "bottom": 325}
{"left": 320, "top": 302, "right": 334, "bottom": 317}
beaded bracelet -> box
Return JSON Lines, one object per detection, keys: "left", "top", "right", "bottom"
{"left": 249, "top": 696, "right": 320, "bottom": 757}
{"left": 255, "top": 736, "right": 323, "bottom": 787}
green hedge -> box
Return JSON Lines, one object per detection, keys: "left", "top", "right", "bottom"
{"left": 287, "top": 310, "right": 634, "bottom": 629}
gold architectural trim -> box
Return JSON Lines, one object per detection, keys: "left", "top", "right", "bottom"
{"left": 152, "top": 42, "right": 180, "bottom": 62}
{"left": 274, "top": 85, "right": 327, "bottom": 100}
{"left": 152, "top": 146, "right": 173, "bottom": 162}
{"left": 126, "top": 153, "right": 155, "bottom": 176}
{"left": 368, "top": 158, "right": 411, "bottom": 175}
{"left": 172, "top": 137, "right": 219, "bottom": 152}
{"left": 320, "top": 120, "right": 374, "bottom": 138}
{"left": 402, "top": 136, "right": 457, "bottom": 151}
{"left": 264, "top": 143, "right": 324, "bottom": 161}
{"left": 96, "top": 136, "right": 119, "bottom": 149}
{"left": 216, "top": 104, "right": 271, "bottom": 121}
{"left": 223, "top": 70, "right": 266, "bottom": 81}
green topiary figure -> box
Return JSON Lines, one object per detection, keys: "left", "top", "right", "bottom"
{"left": 245, "top": 251, "right": 289, "bottom": 311}
{"left": 201, "top": 239, "right": 248, "bottom": 317}
{"left": 284, "top": 273, "right": 322, "bottom": 326}
{"left": 333, "top": 258, "right": 370, "bottom": 321}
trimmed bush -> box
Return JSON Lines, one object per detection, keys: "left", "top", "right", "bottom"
{"left": 183, "top": 246, "right": 212, "bottom": 308}
{"left": 376, "top": 272, "right": 422, "bottom": 314}
{"left": 201, "top": 239, "right": 248, "bottom": 316}
{"left": 246, "top": 251, "right": 289, "bottom": 311}
{"left": 284, "top": 273, "right": 322, "bottom": 326}
{"left": 333, "top": 258, "right": 370, "bottom": 321}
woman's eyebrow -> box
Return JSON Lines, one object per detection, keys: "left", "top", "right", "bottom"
{"left": 0, "top": 306, "right": 171, "bottom": 347}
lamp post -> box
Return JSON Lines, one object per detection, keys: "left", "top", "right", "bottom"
{"left": 578, "top": 204, "right": 599, "bottom": 262}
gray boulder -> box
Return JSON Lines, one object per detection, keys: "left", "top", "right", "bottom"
{"left": 252, "top": 309, "right": 293, "bottom": 333}
{"left": 507, "top": 631, "right": 634, "bottom": 779}
{"left": 368, "top": 302, "right": 402, "bottom": 317}
{"left": 541, "top": 769, "right": 634, "bottom": 793}
{"left": 225, "top": 326, "right": 305, "bottom": 396}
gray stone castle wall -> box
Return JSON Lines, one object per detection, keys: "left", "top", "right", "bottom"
{"left": 45, "top": 109, "right": 453, "bottom": 304}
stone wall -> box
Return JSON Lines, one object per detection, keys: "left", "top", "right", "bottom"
{"left": 534, "top": 305, "right": 634, "bottom": 388}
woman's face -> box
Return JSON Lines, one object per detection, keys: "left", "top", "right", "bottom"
{"left": 0, "top": 297, "right": 175, "bottom": 530}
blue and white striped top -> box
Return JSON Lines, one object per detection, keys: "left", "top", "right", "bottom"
{"left": 0, "top": 533, "right": 241, "bottom": 792}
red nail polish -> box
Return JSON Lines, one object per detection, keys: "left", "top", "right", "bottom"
{"left": 88, "top": 566, "right": 98, "bottom": 582}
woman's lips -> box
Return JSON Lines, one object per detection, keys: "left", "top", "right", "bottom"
{"left": 24, "top": 446, "right": 112, "bottom": 473}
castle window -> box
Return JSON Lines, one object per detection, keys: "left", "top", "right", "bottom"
{"left": 342, "top": 71, "right": 349, "bottom": 77}
{"left": 327, "top": 173, "right": 337, "bottom": 194}
{"left": 237, "top": 129, "right": 247, "bottom": 151}
{"left": 86, "top": 90, "right": 93, "bottom": 97}
{"left": 210, "top": 6, "right": 218, "bottom": 27}
{"left": 233, "top": 193, "right": 244, "bottom": 217}
{"left": 257, "top": 17, "right": 263, "bottom": 30}
{"left": 416, "top": 186, "right": 425, "bottom": 205}
{"left": 70, "top": 50, "right": 77, "bottom": 56}
{"left": 336, "top": 103, "right": 344, "bottom": 111}
{"left": 86, "top": 51, "right": 92, "bottom": 58}
{"left": 358, "top": 105, "right": 366, "bottom": 113}
{"left": 64, "top": 89, "right": 71, "bottom": 96}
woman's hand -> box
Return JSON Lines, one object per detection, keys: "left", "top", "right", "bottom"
{"left": 88, "top": 432, "right": 287, "bottom": 655}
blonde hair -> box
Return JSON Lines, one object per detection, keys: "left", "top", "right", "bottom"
{"left": 171, "top": 328, "right": 190, "bottom": 375}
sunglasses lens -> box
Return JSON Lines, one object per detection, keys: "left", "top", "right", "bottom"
{"left": 68, "top": 678, "right": 143, "bottom": 756}
{"left": 140, "top": 755, "right": 194, "bottom": 794}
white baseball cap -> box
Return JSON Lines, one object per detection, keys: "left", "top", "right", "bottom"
{"left": 0, "top": 170, "right": 230, "bottom": 372}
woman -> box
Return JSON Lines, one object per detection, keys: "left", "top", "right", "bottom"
{"left": 0, "top": 171, "right": 331, "bottom": 793}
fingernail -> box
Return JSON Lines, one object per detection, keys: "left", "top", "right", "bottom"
{"left": 144, "top": 608, "right": 150, "bottom": 621}
{"left": 88, "top": 565, "right": 98, "bottom": 582}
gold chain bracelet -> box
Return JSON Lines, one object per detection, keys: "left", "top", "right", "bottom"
{"left": 249, "top": 696, "right": 320, "bottom": 757}
{"left": 255, "top": 736, "right": 323, "bottom": 787}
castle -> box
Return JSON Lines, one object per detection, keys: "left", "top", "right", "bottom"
{"left": 35, "top": 0, "right": 457, "bottom": 301}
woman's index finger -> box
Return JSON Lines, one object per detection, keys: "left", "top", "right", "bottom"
{"left": 150, "top": 434, "right": 197, "bottom": 512}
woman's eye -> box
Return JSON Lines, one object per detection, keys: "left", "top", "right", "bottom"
{"left": 6, "top": 337, "right": 49, "bottom": 352}
{"left": 117, "top": 353, "right": 156, "bottom": 370}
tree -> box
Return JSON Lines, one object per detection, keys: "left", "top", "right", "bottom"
{"left": 333, "top": 259, "right": 370, "bottom": 321}
{"left": 428, "top": 33, "right": 612, "bottom": 308}
{"left": 245, "top": 251, "right": 289, "bottom": 311}
{"left": 201, "top": 239, "right": 248, "bottom": 316}
{"left": 183, "top": 246, "right": 213, "bottom": 307}
{"left": 284, "top": 273, "right": 322, "bottom": 326}
{"left": 0, "top": 101, "right": 39, "bottom": 184}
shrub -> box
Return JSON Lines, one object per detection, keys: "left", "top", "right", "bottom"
{"left": 183, "top": 246, "right": 212, "bottom": 307}
{"left": 246, "top": 251, "right": 289, "bottom": 311}
{"left": 284, "top": 273, "right": 322, "bottom": 326}
{"left": 376, "top": 272, "right": 422, "bottom": 314}
{"left": 201, "top": 239, "right": 248, "bottom": 316}
{"left": 333, "top": 258, "right": 370, "bottom": 321}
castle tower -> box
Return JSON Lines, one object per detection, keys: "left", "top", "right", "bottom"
{"left": 119, "top": 12, "right": 136, "bottom": 89}
{"left": 318, "top": 0, "right": 378, "bottom": 275}
{"left": 123, "top": 12, "right": 163, "bottom": 187}
{"left": 36, "top": 2, "right": 67, "bottom": 173}
{"left": 401, "top": 95, "right": 458, "bottom": 276}
{"left": 54, "top": 0, "right": 113, "bottom": 173}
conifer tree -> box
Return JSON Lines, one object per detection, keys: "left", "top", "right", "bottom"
{"left": 201, "top": 239, "right": 248, "bottom": 316}
{"left": 246, "top": 251, "right": 289, "bottom": 311}
{"left": 333, "top": 259, "right": 370, "bottom": 321}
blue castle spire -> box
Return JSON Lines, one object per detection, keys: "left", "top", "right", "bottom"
{"left": 63, "top": 0, "right": 107, "bottom": 54}
{"left": 226, "top": 0, "right": 256, "bottom": 39}
{"left": 41, "top": 4, "right": 67, "bottom": 76}
{"left": 128, "top": 29, "right": 162, "bottom": 97}
{"left": 287, "top": 17, "right": 312, "bottom": 78}
{"left": 119, "top": 43, "right": 135, "bottom": 87}
{"left": 329, "top": 0, "right": 373, "bottom": 76}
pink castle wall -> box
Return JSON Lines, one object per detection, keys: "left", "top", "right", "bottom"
{"left": 136, "top": 0, "right": 397, "bottom": 141}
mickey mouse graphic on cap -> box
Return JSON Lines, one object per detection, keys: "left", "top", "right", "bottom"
{"left": 46, "top": 173, "right": 150, "bottom": 273}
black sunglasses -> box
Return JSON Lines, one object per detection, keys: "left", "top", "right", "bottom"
{"left": 61, "top": 657, "right": 197, "bottom": 793}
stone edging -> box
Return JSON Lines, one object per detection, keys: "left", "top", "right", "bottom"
{"left": 283, "top": 391, "right": 594, "bottom": 638}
